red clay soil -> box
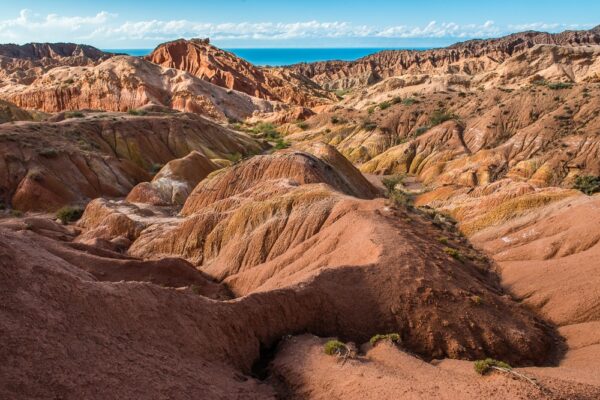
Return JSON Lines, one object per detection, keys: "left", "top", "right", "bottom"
{"left": 271, "top": 335, "right": 600, "bottom": 400}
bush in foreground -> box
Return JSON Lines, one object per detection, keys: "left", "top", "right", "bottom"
{"left": 573, "top": 175, "right": 600, "bottom": 195}
{"left": 370, "top": 333, "right": 401, "bottom": 346}
{"left": 474, "top": 358, "right": 512, "bottom": 375}
{"left": 324, "top": 340, "right": 349, "bottom": 356}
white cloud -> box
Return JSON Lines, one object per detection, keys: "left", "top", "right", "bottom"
{"left": 0, "top": 9, "right": 117, "bottom": 42}
{"left": 508, "top": 22, "right": 594, "bottom": 31}
{"left": 0, "top": 9, "right": 594, "bottom": 45}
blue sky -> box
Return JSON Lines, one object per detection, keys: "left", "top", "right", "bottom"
{"left": 1, "top": 1, "right": 598, "bottom": 48}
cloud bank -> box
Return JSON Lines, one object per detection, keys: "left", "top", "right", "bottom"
{"left": 0, "top": 9, "right": 594, "bottom": 46}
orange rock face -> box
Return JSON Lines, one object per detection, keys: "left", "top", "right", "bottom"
{"left": 0, "top": 55, "right": 283, "bottom": 121}
{"left": 147, "top": 38, "right": 336, "bottom": 108}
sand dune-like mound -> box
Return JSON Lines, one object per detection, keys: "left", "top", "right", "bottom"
{"left": 271, "top": 335, "right": 600, "bottom": 399}
{"left": 147, "top": 38, "right": 336, "bottom": 108}
{"left": 126, "top": 151, "right": 220, "bottom": 206}
{"left": 471, "top": 195, "right": 600, "bottom": 327}
{"left": 0, "top": 112, "right": 263, "bottom": 211}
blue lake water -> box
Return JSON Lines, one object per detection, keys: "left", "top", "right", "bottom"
{"left": 102, "top": 47, "right": 428, "bottom": 66}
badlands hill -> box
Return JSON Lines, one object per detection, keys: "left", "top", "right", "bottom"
{"left": 0, "top": 55, "right": 282, "bottom": 121}
{"left": 0, "top": 42, "right": 113, "bottom": 85}
{"left": 0, "top": 111, "right": 264, "bottom": 211}
{"left": 290, "top": 26, "right": 600, "bottom": 89}
{"left": 1, "top": 26, "right": 600, "bottom": 399}
{"left": 147, "top": 38, "right": 336, "bottom": 107}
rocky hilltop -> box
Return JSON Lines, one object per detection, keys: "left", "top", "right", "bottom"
{"left": 0, "top": 42, "right": 113, "bottom": 85}
{"left": 1, "top": 25, "right": 600, "bottom": 399}
{"left": 290, "top": 26, "right": 600, "bottom": 89}
{"left": 147, "top": 38, "right": 336, "bottom": 107}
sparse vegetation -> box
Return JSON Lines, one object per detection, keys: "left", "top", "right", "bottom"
{"left": 361, "top": 121, "right": 378, "bottom": 131}
{"left": 370, "top": 333, "right": 401, "bottom": 346}
{"left": 324, "top": 340, "right": 349, "bottom": 356}
{"left": 335, "top": 88, "right": 350, "bottom": 98}
{"left": 296, "top": 121, "right": 309, "bottom": 130}
{"left": 573, "top": 175, "right": 600, "bottom": 195}
{"left": 443, "top": 247, "right": 464, "bottom": 262}
{"left": 273, "top": 138, "right": 290, "bottom": 150}
{"left": 382, "top": 175, "right": 404, "bottom": 193}
{"left": 389, "top": 189, "right": 412, "bottom": 207}
{"left": 247, "top": 121, "right": 290, "bottom": 150}
{"left": 150, "top": 163, "right": 164, "bottom": 174}
{"left": 474, "top": 358, "right": 512, "bottom": 375}
{"left": 474, "top": 358, "right": 542, "bottom": 388}
{"left": 65, "top": 111, "right": 84, "bottom": 119}
{"left": 414, "top": 126, "right": 429, "bottom": 136}
{"left": 470, "top": 295, "right": 483, "bottom": 305}
{"left": 402, "top": 97, "right": 417, "bottom": 105}
{"left": 437, "top": 236, "right": 449, "bottom": 245}
{"left": 548, "top": 82, "right": 573, "bottom": 90}
{"left": 429, "top": 109, "right": 458, "bottom": 126}
{"left": 190, "top": 284, "right": 202, "bottom": 295}
{"left": 128, "top": 109, "right": 148, "bottom": 116}
{"left": 533, "top": 79, "right": 573, "bottom": 90}
{"left": 378, "top": 100, "right": 391, "bottom": 110}
{"left": 330, "top": 116, "right": 340, "bottom": 124}
{"left": 38, "top": 148, "right": 58, "bottom": 158}
{"left": 10, "top": 209, "right": 23, "bottom": 217}
{"left": 56, "top": 206, "right": 84, "bottom": 224}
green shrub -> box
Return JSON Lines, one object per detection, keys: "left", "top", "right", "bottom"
{"left": 382, "top": 175, "right": 404, "bottom": 193}
{"left": 274, "top": 139, "right": 290, "bottom": 150}
{"left": 330, "top": 116, "right": 340, "bottom": 124}
{"left": 38, "top": 148, "right": 58, "bottom": 158}
{"left": 56, "top": 206, "right": 84, "bottom": 224}
{"left": 402, "top": 97, "right": 417, "bottom": 105}
{"left": 379, "top": 101, "right": 391, "bottom": 110}
{"left": 335, "top": 88, "right": 350, "bottom": 98}
{"left": 443, "top": 247, "right": 464, "bottom": 262}
{"left": 573, "top": 175, "right": 600, "bottom": 195}
{"left": 437, "top": 236, "right": 449, "bottom": 245}
{"left": 389, "top": 190, "right": 412, "bottom": 207}
{"left": 548, "top": 82, "right": 573, "bottom": 90}
{"left": 362, "top": 121, "right": 378, "bottom": 131}
{"left": 474, "top": 358, "right": 512, "bottom": 375}
{"left": 250, "top": 122, "right": 279, "bottom": 139}
{"left": 10, "top": 209, "right": 23, "bottom": 217}
{"left": 127, "top": 109, "right": 148, "bottom": 116}
{"left": 370, "top": 333, "right": 401, "bottom": 346}
{"left": 324, "top": 340, "right": 348, "bottom": 356}
{"left": 150, "top": 163, "right": 164, "bottom": 174}
{"left": 296, "top": 121, "right": 309, "bottom": 130}
{"left": 190, "top": 284, "right": 202, "bottom": 295}
{"left": 65, "top": 111, "right": 84, "bottom": 119}
{"left": 367, "top": 106, "right": 376, "bottom": 114}
{"left": 414, "top": 126, "right": 429, "bottom": 136}
{"left": 429, "top": 109, "right": 458, "bottom": 126}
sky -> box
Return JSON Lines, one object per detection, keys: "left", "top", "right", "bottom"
{"left": 0, "top": 0, "right": 598, "bottom": 49}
